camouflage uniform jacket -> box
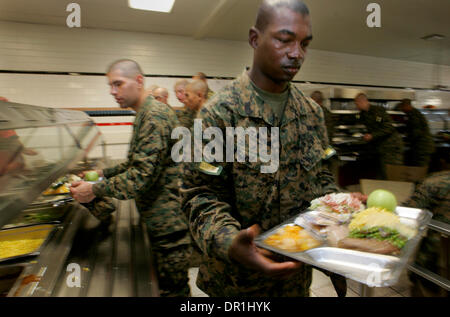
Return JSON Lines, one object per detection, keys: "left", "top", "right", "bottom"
{"left": 180, "top": 71, "right": 339, "bottom": 296}
{"left": 93, "top": 96, "right": 189, "bottom": 245}
{"left": 405, "top": 108, "right": 435, "bottom": 155}
{"left": 176, "top": 107, "right": 198, "bottom": 129}
{"left": 406, "top": 171, "right": 450, "bottom": 224}
{"left": 358, "top": 105, "right": 404, "bottom": 153}
{"left": 406, "top": 171, "right": 450, "bottom": 284}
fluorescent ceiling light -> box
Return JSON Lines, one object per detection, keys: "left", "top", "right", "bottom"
{"left": 128, "top": 0, "right": 175, "bottom": 13}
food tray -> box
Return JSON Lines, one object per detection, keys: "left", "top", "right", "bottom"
{"left": 255, "top": 206, "right": 432, "bottom": 287}
{"left": 0, "top": 224, "right": 55, "bottom": 263}
{"left": 2, "top": 204, "right": 71, "bottom": 229}
{"left": 30, "top": 195, "right": 73, "bottom": 207}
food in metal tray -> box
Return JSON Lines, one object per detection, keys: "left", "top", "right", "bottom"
{"left": 0, "top": 239, "right": 45, "bottom": 259}
{"left": 42, "top": 174, "right": 81, "bottom": 195}
{"left": 338, "top": 207, "right": 417, "bottom": 255}
{"left": 2, "top": 206, "right": 68, "bottom": 229}
{"left": 263, "top": 225, "right": 321, "bottom": 253}
{"left": 309, "top": 193, "right": 366, "bottom": 223}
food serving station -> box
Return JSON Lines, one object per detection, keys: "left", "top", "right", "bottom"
{"left": 0, "top": 101, "right": 159, "bottom": 297}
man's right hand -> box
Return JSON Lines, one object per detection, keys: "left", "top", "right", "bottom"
{"left": 228, "top": 224, "right": 303, "bottom": 279}
{"left": 78, "top": 170, "right": 104, "bottom": 179}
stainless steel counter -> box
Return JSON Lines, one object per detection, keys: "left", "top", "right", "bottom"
{"left": 5, "top": 200, "right": 159, "bottom": 297}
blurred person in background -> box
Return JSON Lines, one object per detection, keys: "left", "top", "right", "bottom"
{"left": 70, "top": 59, "right": 192, "bottom": 297}
{"left": 153, "top": 87, "right": 170, "bottom": 106}
{"left": 397, "top": 98, "right": 435, "bottom": 168}
{"left": 192, "top": 72, "right": 215, "bottom": 99}
{"left": 0, "top": 96, "right": 24, "bottom": 175}
{"left": 0, "top": 96, "right": 37, "bottom": 176}
{"left": 311, "top": 91, "right": 334, "bottom": 142}
{"left": 354, "top": 93, "right": 404, "bottom": 179}
{"left": 173, "top": 79, "right": 189, "bottom": 105}
{"left": 176, "top": 79, "right": 207, "bottom": 129}
{"left": 146, "top": 84, "right": 159, "bottom": 98}
{"left": 406, "top": 166, "right": 449, "bottom": 297}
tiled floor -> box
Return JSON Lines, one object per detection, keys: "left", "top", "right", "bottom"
{"left": 188, "top": 267, "right": 413, "bottom": 297}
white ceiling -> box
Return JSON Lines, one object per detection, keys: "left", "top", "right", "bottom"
{"left": 0, "top": 0, "right": 449, "bottom": 65}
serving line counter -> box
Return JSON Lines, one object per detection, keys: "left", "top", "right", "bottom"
{"left": 0, "top": 101, "right": 159, "bottom": 297}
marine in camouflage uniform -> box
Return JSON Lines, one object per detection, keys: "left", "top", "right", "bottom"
{"left": 180, "top": 71, "right": 340, "bottom": 297}
{"left": 175, "top": 107, "right": 198, "bottom": 129}
{"left": 406, "top": 171, "right": 450, "bottom": 297}
{"left": 403, "top": 107, "right": 435, "bottom": 167}
{"left": 357, "top": 104, "right": 404, "bottom": 179}
{"left": 91, "top": 96, "right": 192, "bottom": 297}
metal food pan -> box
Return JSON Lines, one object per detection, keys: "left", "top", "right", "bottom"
{"left": 255, "top": 206, "right": 432, "bottom": 287}
{"left": 0, "top": 224, "right": 55, "bottom": 263}
{"left": 2, "top": 204, "right": 71, "bottom": 229}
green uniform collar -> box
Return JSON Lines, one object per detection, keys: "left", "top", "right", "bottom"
{"left": 235, "top": 70, "right": 308, "bottom": 127}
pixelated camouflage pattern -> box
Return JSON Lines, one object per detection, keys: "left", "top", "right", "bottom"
{"left": 404, "top": 108, "right": 435, "bottom": 167}
{"left": 406, "top": 171, "right": 450, "bottom": 296}
{"left": 152, "top": 242, "right": 193, "bottom": 297}
{"left": 407, "top": 171, "right": 450, "bottom": 224}
{"left": 91, "top": 96, "right": 191, "bottom": 296}
{"left": 180, "top": 71, "right": 339, "bottom": 296}
{"left": 311, "top": 103, "right": 335, "bottom": 142}
{"left": 81, "top": 197, "right": 117, "bottom": 222}
{"left": 357, "top": 105, "right": 404, "bottom": 178}
{"left": 175, "top": 107, "right": 198, "bottom": 129}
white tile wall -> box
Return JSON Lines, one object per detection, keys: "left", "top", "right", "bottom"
{"left": 1, "top": 21, "right": 449, "bottom": 160}
{"left": 1, "top": 21, "right": 449, "bottom": 89}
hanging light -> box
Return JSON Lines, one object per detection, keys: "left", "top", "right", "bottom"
{"left": 128, "top": 0, "right": 175, "bottom": 13}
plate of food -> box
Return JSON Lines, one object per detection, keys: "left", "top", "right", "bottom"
{"left": 256, "top": 190, "right": 432, "bottom": 287}
{"left": 263, "top": 224, "right": 322, "bottom": 253}
{"left": 294, "top": 193, "right": 366, "bottom": 237}
{"left": 42, "top": 174, "right": 81, "bottom": 196}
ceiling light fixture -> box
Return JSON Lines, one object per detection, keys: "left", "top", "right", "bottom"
{"left": 128, "top": 0, "right": 175, "bottom": 13}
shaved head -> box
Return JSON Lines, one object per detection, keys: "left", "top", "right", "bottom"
{"left": 310, "top": 91, "right": 323, "bottom": 105}
{"left": 193, "top": 72, "right": 208, "bottom": 82}
{"left": 255, "top": 0, "right": 310, "bottom": 32}
{"left": 185, "top": 80, "right": 208, "bottom": 111}
{"left": 186, "top": 80, "right": 208, "bottom": 97}
{"left": 107, "top": 59, "right": 144, "bottom": 79}
{"left": 153, "top": 87, "right": 169, "bottom": 105}
{"left": 106, "top": 59, "right": 145, "bottom": 110}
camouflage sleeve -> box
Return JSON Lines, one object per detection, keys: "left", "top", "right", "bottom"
{"left": 371, "top": 108, "right": 396, "bottom": 141}
{"left": 103, "top": 162, "right": 129, "bottom": 178}
{"left": 180, "top": 105, "right": 241, "bottom": 263}
{"left": 92, "top": 112, "right": 166, "bottom": 200}
{"left": 405, "top": 181, "right": 430, "bottom": 210}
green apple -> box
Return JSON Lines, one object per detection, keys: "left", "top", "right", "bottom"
{"left": 84, "top": 171, "right": 99, "bottom": 181}
{"left": 367, "top": 189, "right": 397, "bottom": 212}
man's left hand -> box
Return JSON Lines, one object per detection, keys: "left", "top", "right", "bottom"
{"left": 70, "top": 181, "right": 96, "bottom": 203}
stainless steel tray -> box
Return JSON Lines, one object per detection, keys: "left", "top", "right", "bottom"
{"left": 0, "top": 224, "right": 56, "bottom": 263}
{"left": 255, "top": 206, "right": 433, "bottom": 287}
{"left": 2, "top": 204, "right": 71, "bottom": 229}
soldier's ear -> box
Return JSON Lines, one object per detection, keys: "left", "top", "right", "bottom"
{"left": 136, "top": 74, "right": 144, "bottom": 88}
{"left": 249, "top": 27, "right": 259, "bottom": 49}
